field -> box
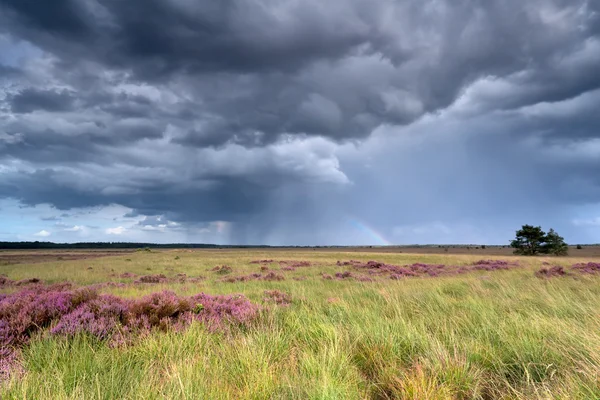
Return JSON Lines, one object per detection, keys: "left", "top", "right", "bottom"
{"left": 1, "top": 248, "right": 600, "bottom": 399}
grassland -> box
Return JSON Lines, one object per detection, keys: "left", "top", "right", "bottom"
{"left": 1, "top": 249, "right": 600, "bottom": 399}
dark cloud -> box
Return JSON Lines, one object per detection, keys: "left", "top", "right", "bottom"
{"left": 1, "top": 0, "right": 596, "bottom": 143}
{"left": 8, "top": 88, "right": 76, "bottom": 113}
{"left": 0, "top": 0, "right": 599, "bottom": 243}
{"left": 0, "top": 0, "right": 91, "bottom": 37}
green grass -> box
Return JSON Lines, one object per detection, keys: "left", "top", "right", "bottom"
{"left": 1, "top": 250, "right": 600, "bottom": 399}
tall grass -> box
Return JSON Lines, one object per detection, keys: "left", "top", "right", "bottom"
{"left": 1, "top": 250, "right": 600, "bottom": 399}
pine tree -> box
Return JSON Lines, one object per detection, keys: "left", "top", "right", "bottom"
{"left": 510, "top": 225, "right": 547, "bottom": 255}
{"left": 542, "top": 229, "right": 568, "bottom": 256}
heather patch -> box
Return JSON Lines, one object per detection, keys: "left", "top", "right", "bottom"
{"left": 135, "top": 274, "right": 168, "bottom": 284}
{"left": 335, "top": 271, "right": 353, "bottom": 279}
{"left": 0, "top": 284, "right": 259, "bottom": 379}
{"left": 571, "top": 262, "right": 600, "bottom": 274}
{"left": 174, "top": 273, "right": 205, "bottom": 284}
{"left": 535, "top": 266, "right": 568, "bottom": 278}
{"left": 263, "top": 290, "right": 292, "bottom": 306}
{"left": 471, "top": 259, "right": 515, "bottom": 271}
{"left": 335, "top": 259, "right": 521, "bottom": 280}
{"left": 263, "top": 272, "right": 285, "bottom": 281}
{"left": 249, "top": 260, "right": 311, "bottom": 268}
{"left": 212, "top": 265, "right": 233, "bottom": 275}
{"left": 279, "top": 261, "right": 312, "bottom": 268}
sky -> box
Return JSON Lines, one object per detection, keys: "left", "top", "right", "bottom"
{"left": 0, "top": 0, "right": 599, "bottom": 245}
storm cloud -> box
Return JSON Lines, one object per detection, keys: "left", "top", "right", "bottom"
{"left": 0, "top": 0, "right": 599, "bottom": 244}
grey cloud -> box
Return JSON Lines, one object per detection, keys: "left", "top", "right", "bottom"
{"left": 0, "top": 0, "right": 596, "bottom": 144}
{"left": 8, "top": 88, "right": 76, "bottom": 113}
{"left": 0, "top": 64, "right": 21, "bottom": 78}
{"left": 0, "top": 0, "right": 91, "bottom": 37}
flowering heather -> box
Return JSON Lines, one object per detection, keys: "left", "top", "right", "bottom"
{"left": 348, "top": 260, "right": 422, "bottom": 277}
{"left": 249, "top": 259, "right": 274, "bottom": 264}
{"left": 281, "top": 266, "right": 296, "bottom": 271}
{"left": 0, "top": 284, "right": 260, "bottom": 365}
{"left": 279, "top": 260, "right": 312, "bottom": 268}
{"left": 263, "top": 290, "right": 292, "bottom": 306}
{"left": 128, "top": 291, "right": 194, "bottom": 330}
{"left": 388, "top": 268, "right": 419, "bottom": 278}
{"left": 535, "top": 266, "right": 568, "bottom": 278}
{"left": 407, "top": 263, "right": 446, "bottom": 276}
{"left": 332, "top": 259, "right": 522, "bottom": 280}
{"left": 51, "top": 294, "right": 129, "bottom": 340}
{"left": 572, "top": 262, "right": 600, "bottom": 274}
{"left": 471, "top": 260, "right": 512, "bottom": 271}
{"left": 0, "top": 285, "right": 75, "bottom": 347}
{"left": 189, "top": 293, "right": 259, "bottom": 329}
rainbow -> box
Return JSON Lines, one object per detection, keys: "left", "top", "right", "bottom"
{"left": 348, "top": 218, "right": 392, "bottom": 246}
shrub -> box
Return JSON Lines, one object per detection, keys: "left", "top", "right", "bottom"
{"left": 262, "top": 272, "right": 285, "bottom": 281}
{"left": 263, "top": 290, "right": 292, "bottom": 306}
{"left": 136, "top": 274, "right": 167, "bottom": 283}
{"left": 212, "top": 265, "right": 233, "bottom": 275}
{"left": 335, "top": 271, "right": 353, "bottom": 279}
